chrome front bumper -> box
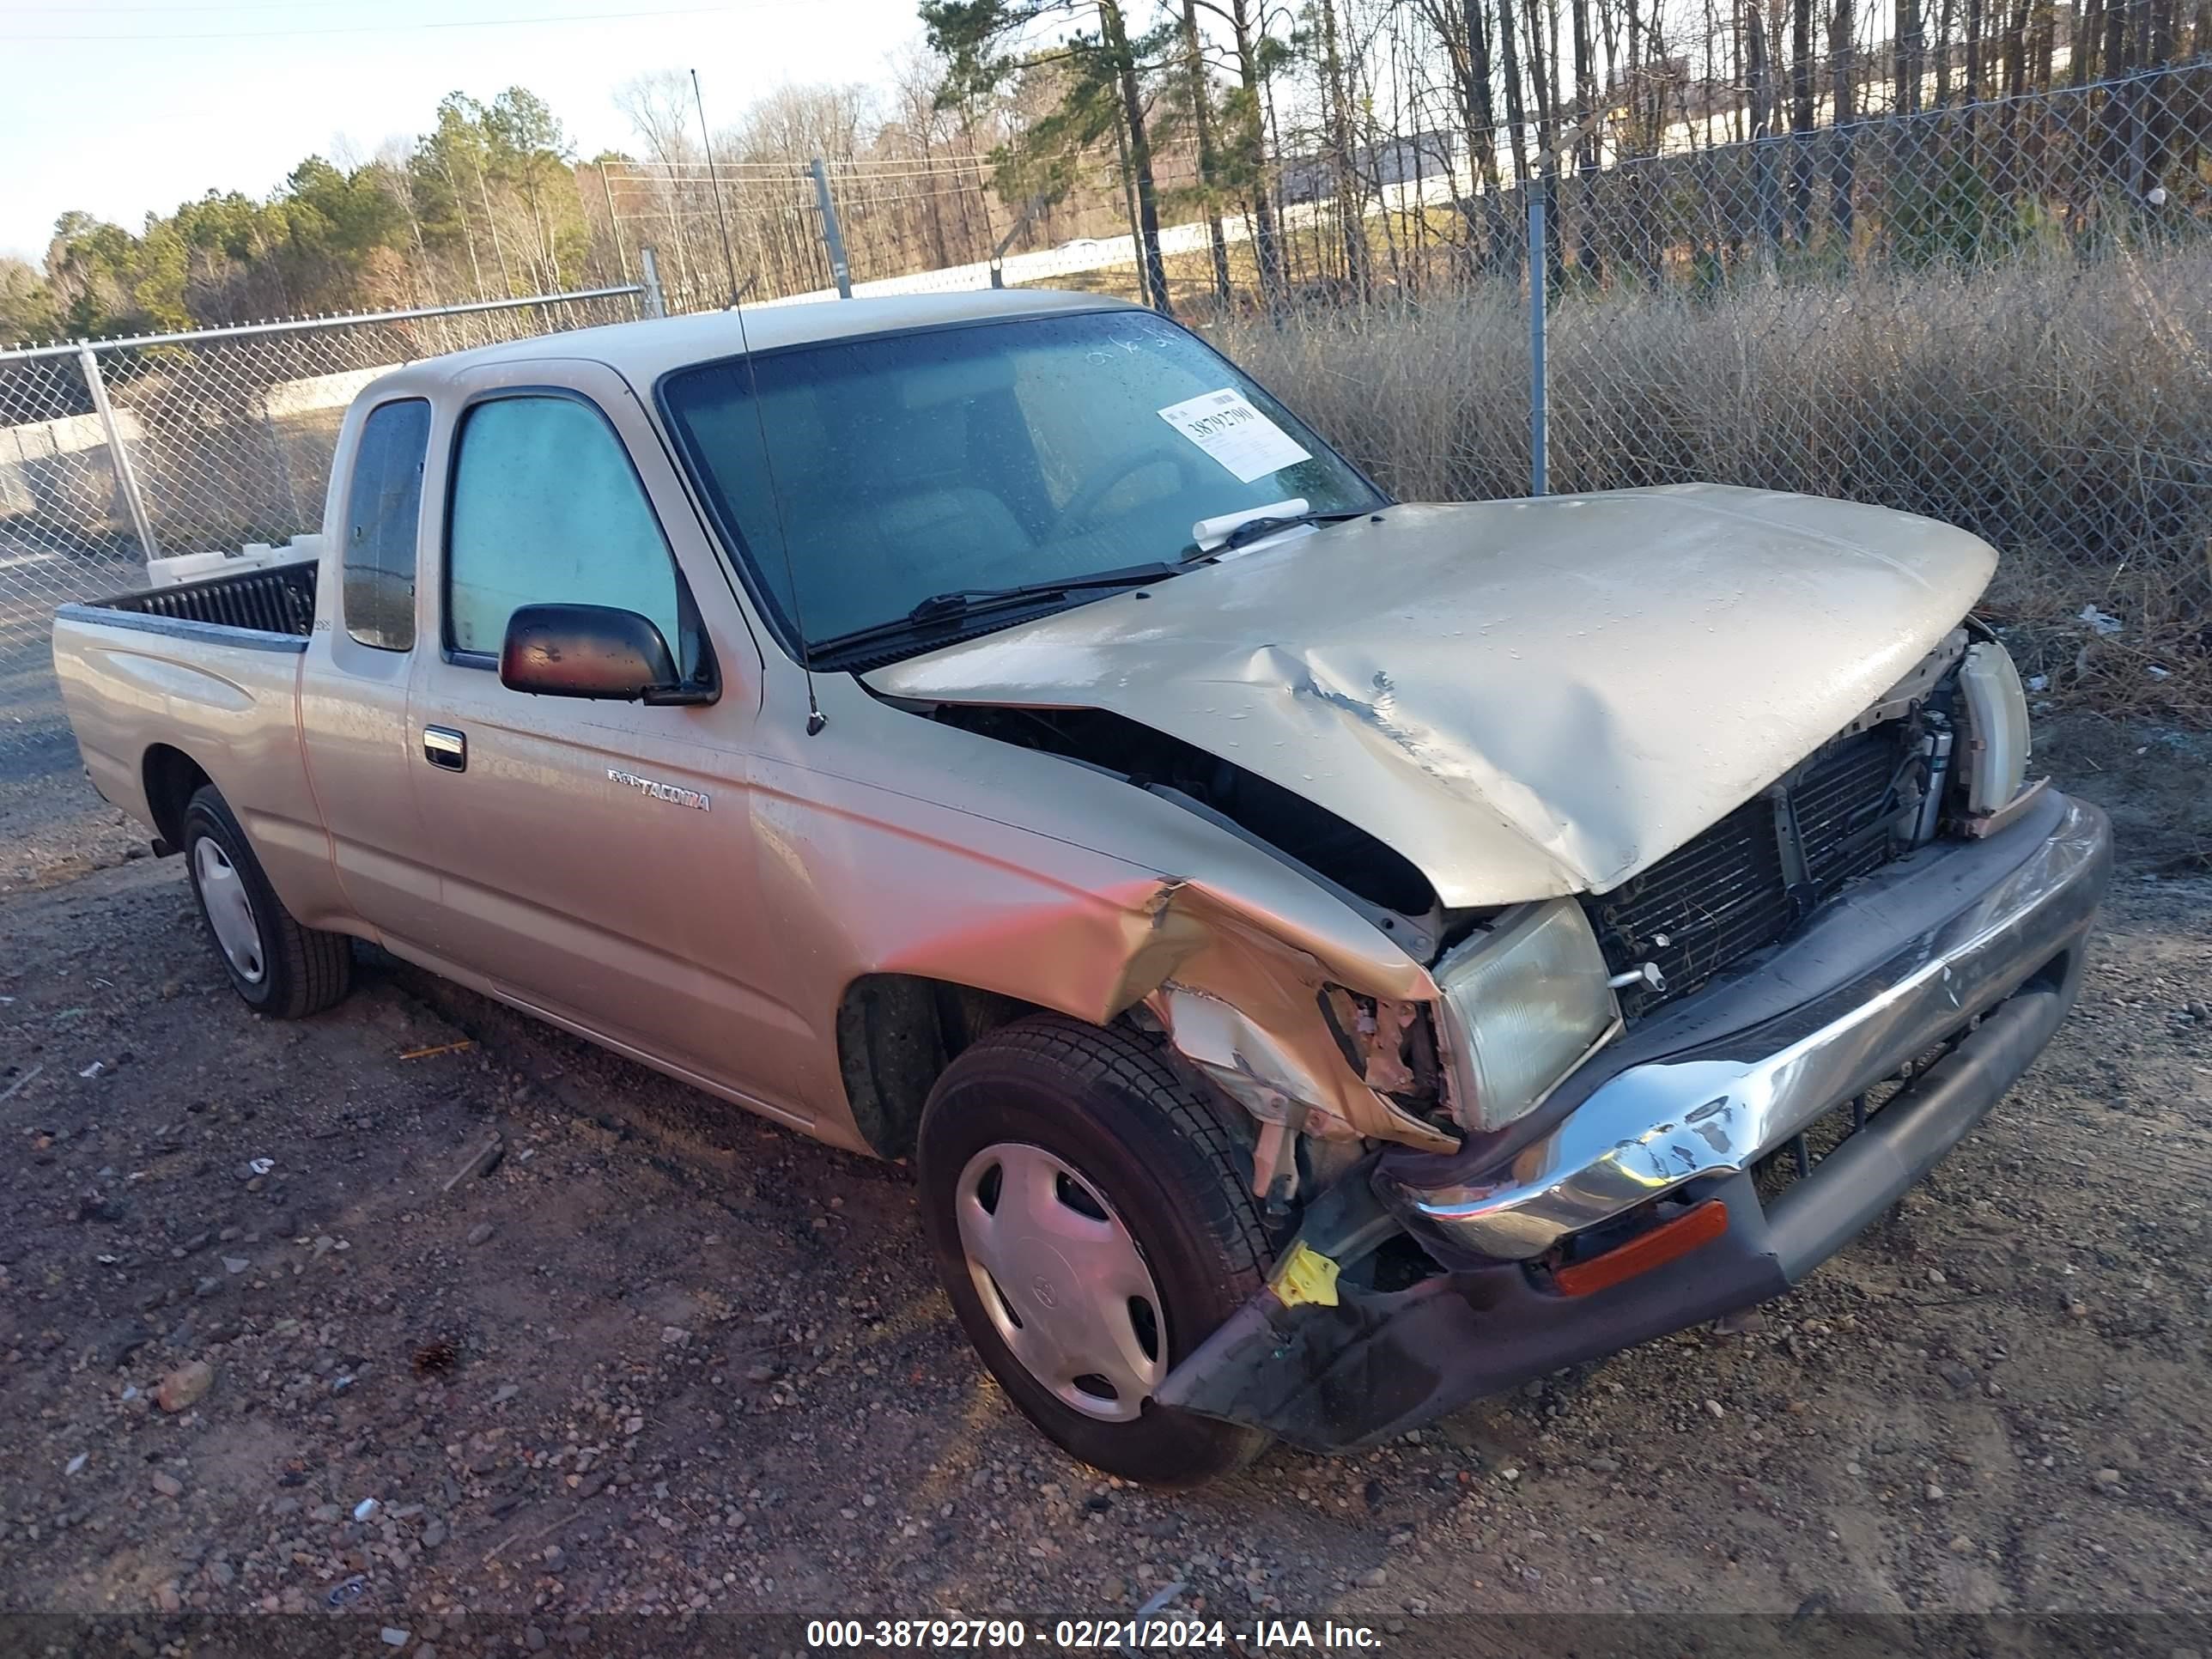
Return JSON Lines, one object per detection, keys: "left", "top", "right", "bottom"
{"left": 1376, "top": 792, "right": 2112, "bottom": 1261}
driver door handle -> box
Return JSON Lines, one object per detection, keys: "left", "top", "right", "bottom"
{"left": 422, "top": 726, "right": 467, "bottom": 772}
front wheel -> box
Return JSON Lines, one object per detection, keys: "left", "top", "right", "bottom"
{"left": 915, "top": 1015, "right": 1275, "bottom": 1486}
{"left": 182, "top": 784, "right": 352, "bottom": 1018}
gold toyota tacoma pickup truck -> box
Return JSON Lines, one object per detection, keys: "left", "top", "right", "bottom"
{"left": 52, "top": 290, "right": 2111, "bottom": 1486}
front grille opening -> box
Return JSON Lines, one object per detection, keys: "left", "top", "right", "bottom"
{"left": 1587, "top": 723, "right": 1922, "bottom": 1019}
{"left": 1368, "top": 1231, "right": 1444, "bottom": 1293}
{"left": 1751, "top": 1029, "right": 1970, "bottom": 1203}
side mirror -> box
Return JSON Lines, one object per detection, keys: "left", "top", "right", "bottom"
{"left": 500, "top": 603, "right": 703, "bottom": 702}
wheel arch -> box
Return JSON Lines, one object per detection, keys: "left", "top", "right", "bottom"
{"left": 143, "top": 744, "right": 214, "bottom": 853}
{"left": 834, "top": 972, "right": 1044, "bottom": 1160}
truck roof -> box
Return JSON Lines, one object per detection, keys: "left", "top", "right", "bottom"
{"left": 386, "top": 288, "right": 1143, "bottom": 391}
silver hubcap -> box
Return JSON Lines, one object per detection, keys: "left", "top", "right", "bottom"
{"left": 955, "top": 1143, "right": 1167, "bottom": 1422}
{"left": 192, "top": 836, "right": 264, "bottom": 984}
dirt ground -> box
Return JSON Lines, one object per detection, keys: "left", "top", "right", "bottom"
{"left": 1, "top": 714, "right": 2208, "bottom": 1650}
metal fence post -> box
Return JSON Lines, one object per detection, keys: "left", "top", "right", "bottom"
{"left": 638, "top": 246, "right": 668, "bottom": 318}
{"left": 1527, "top": 191, "right": 1549, "bottom": 498}
{"left": 811, "top": 159, "right": 854, "bottom": 299}
{"left": 78, "top": 343, "right": 160, "bottom": 561}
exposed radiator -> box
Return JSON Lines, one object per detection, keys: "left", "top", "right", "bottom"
{"left": 1585, "top": 723, "right": 1919, "bottom": 1018}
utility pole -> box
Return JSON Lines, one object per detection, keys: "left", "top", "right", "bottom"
{"left": 811, "top": 160, "right": 854, "bottom": 298}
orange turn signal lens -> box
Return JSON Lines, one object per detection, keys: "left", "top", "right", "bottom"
{"left": 1553, "top": 1198, "right": 1730, "bottom": 1297}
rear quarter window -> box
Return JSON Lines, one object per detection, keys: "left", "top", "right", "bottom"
{"left": 342, "top": 398, "right": 431, "bottom": 651}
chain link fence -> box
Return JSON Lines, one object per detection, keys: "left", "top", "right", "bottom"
{"left": 1220, "top": 64, "right": 2212, "bottom": 712}
{"left": 1539, "top": 66, "right": 2212, "bottom": 564}
{"left": 1, "top": 284, "right": 656, "bottom": 754}
{"left": 6, "top": 64, "right": 2209, "bottom": 778}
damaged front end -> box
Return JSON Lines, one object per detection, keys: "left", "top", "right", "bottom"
{"left": 1151, "top": 636, "right": 2110, "bottom": 1451}
{"left": 885, "top": 617, "right": 2104, "bottom": 1454}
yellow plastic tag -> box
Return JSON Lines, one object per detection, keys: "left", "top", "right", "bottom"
{"left": 1272, "top": 1242, "right": 1341, "bottom": 1309}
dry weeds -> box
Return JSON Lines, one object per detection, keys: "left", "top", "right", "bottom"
{"left": 1217, "top": 240, "right": 2212, "bottom": 718}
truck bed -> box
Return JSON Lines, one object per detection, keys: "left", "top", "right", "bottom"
{"left": 68, "top": 560, "right": 318, "bottom": 640}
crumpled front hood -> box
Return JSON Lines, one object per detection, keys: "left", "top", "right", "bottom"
{"left": 866, "top": 484, "right": 1996, "bottom": 908}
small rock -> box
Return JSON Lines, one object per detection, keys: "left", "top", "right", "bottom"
{"left": 465, "top": 1224, "right": 494, "bottom": 1248}
{"left": 624, "top": 1416, "right": 645, "bottom": 1436}
{"left": 441, "top": 1135, "right": 503, "bottom": 1192}
{"left": 1948, "top": 1535, "right": 1974, "bottom": 1555}
{"left": 354, "top": 1498, "right": 381, "bottom": 1522}
{"left": 380, "top": 1629, "right": 410, "bottom": 1649}
{"left": 1925, "top": 1268, "right": 1947, "bottom": 1286}
{"left": 153, "top": 1360, "right": 214, "bottom": 1412}
{"left": 542, "top": 1545, "right": 566, "bottom": 1571}
{"left": 150, "top": 1472, "right": 184, "bottom": 1498}
{"left": 421, "top": 1520, "right": 447, "bottom": 1550}
{"left": 1925, "top": 1484, "right": 1946, "bottom": 1502}
{"left": 1358, "top": 1566, "right": 1389, "bottom": 1588}
{"left": 1100, "top": 1577, "right": 1126, "bottom": 1603}
{"left": 222, "top": 1256, "right": 250, "bottom": 1275}
{"left": 744, "top": 1363, "right": 775, "bottom": 1384}
{"left": 2094, "top": 1468, "right": 2123, "bottom": 1488}
{"left": 64, "top": 1453, "right": 88, "bottom": 1476}
{"left": 1705, "top": 1400, "right": 1726, "bottom": 1419}
{"left": 524, "top": 1627, "right": 548, "bottom": 1652}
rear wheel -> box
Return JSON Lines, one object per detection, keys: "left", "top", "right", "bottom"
{"left": 915, "top": 1015, "right": 1274, "bottom": 1487}
{"left": 182, "top": 785, "right": 351, "bottom": 1018}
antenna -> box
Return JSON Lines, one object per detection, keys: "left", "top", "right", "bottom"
{"left": 715, "top": 263, "right": 823, "bottom": 737}
{"left": 690, "top": 68, "right": 743, "bottom": 310}
{"left": 731, "top": 301, "right": 824, "bottom": 735}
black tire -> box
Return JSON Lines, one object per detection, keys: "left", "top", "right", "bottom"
{"left": 181, "top": 784, "right": 352, "bottom": 1018}
{"left": 915, "top": 1014, "right": 1274, "bottom": 1487}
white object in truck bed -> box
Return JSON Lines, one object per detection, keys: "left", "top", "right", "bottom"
{"left": 146, "top": 534, "right": 323, "bottom": 588}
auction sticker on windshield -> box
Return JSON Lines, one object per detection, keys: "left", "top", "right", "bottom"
{"left": 1158, "top": 387, "right": 1311, "bottom": 483}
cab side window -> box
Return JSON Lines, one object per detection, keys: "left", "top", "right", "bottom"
{"left": 342, "top": 398, "right": 431, "bottom": 651}
{"left": 444, "top": 395, "right": 684, "bottom": 664}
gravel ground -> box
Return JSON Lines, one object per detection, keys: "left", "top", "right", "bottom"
{"left": 1, "top": 718, "right": 2207, "bottom": 1647}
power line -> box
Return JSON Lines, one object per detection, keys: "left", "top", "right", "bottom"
{"left": 599, "top": 157, "right": 994, "bottom": 176}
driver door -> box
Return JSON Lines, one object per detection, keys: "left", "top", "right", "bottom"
{"left": 404, "top": 359, "right": 805, "bottom": 1114}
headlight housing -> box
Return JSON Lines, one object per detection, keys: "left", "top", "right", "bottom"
{"left": 1959, "top": 638, "right": 2031, "bottom": 815}
{"left": 1435, "top": 897, "right": 1621, "bottom": 1134}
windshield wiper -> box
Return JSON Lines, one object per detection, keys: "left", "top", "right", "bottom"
{"left": 807, "top": 561, "right": 1181, "bottom": 660}
{"left": 1180, "top": 507, "right": 1371, "bottom": 561}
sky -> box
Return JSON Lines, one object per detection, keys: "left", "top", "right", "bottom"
{"left": 0, "top": 0, "right": 933, "bottom": 265}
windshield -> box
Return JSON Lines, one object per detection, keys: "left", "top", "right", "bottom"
{"left": 659, "top": 309, "right": 1382, "bottom": 655}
